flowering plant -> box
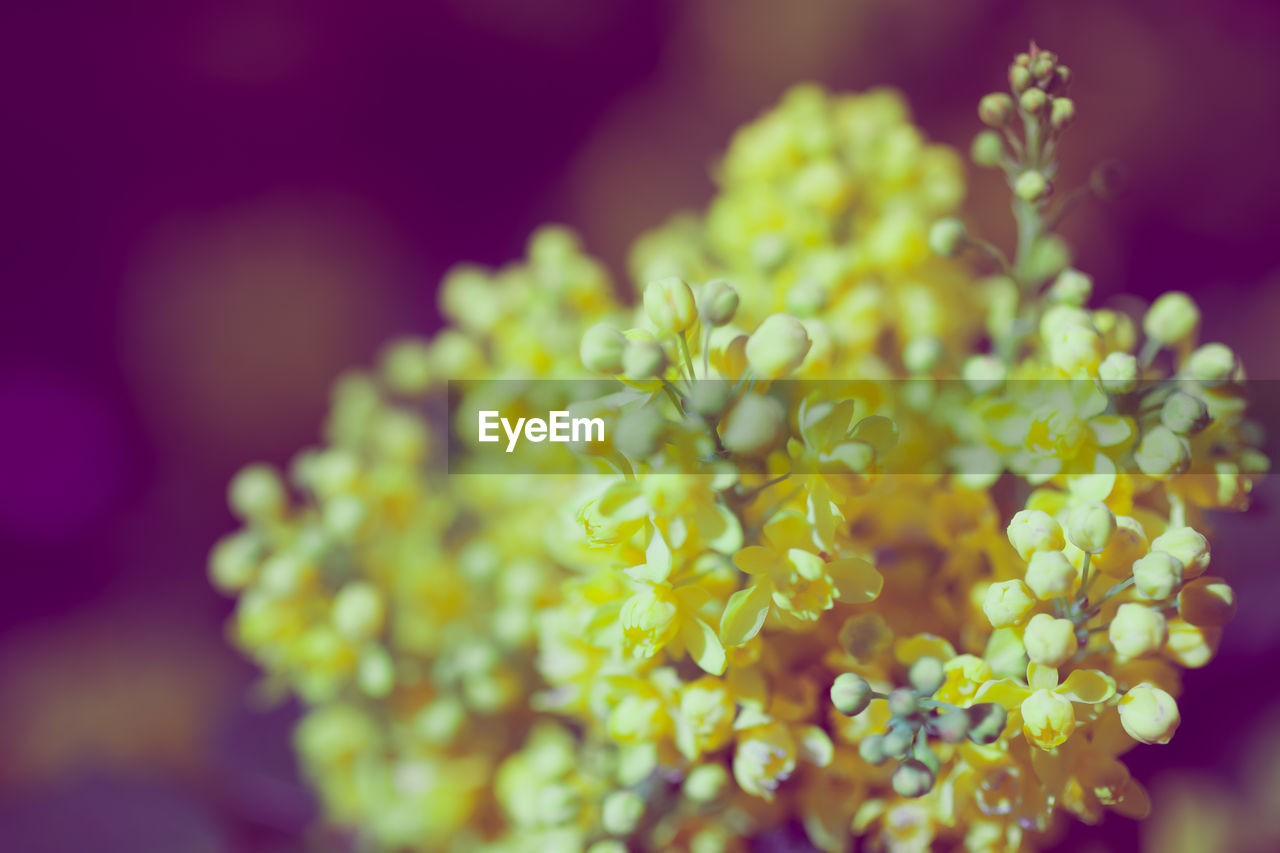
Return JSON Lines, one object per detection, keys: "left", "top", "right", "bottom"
{"left": 212, "top": 45, "right": 1266, "bottom": 851}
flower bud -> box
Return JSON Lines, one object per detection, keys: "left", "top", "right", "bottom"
{"left": 903, "top": 336, "right": 944, "bottom": 373}
{"left": 966, "top": 703, "right": 1008, "bottom": 745}
{"left": 687, "top": 380, "right": 732, "bottom": 417}
{"left": 1132, "top": 551, "right": 1184, "bottom": 600}
{"left": 979, "top": 93, "right": 1015, "bottom": 127}
{"left": 357, "top": 644, "right": 395, "bottom": 698}
{"left": 1048, "top": 323, "right": 1103, "bottom": 375}
{"left": 1178, "top": 576, "right": 1236, "bottom": 627}
{"left": 613, "top": 406, "right": 666, "bottom": 459}
{"left": 1143, "top": 292, "right": 1200, "bottom": 347}
{"left": 1161, "top": 391, "right": 1210, "bottom": 435}
{"left": 1023, "top": 613, "right": 1079, "bottom": 666}
{"left": 887, "top": 688, "right": 917, "bottom": 717}
{"left": 1134, "top": 426, "right": 1191, "bottom": 477}
{"left": 1093, "top": 515, "right": 1148, "bottom": 578}
{"left": 1151, "top": 526, "right": 1210, "bottom": 579}
{"left": 1022, "top": 689, "right": 1075, "bottom": 749}
{"left": 962, "top": 354, "right": 1006, "bottom": 392}
{"left": 602, "top": 790, "right": 645, "bottom": 835}
{"left": 931, "top": 708, "right": 970, "bottom": 744}
{"left": 858, "top": 734, "right": 888, "bottom": 765}
{"left": 908, "top": 657, "right": 946, "bottom": 696}
{"left": 333, "top": 581, "right": 385, "bottom": 641}
{"left": 1019, "top": 88, "right": 1047, "bottom": 115}
{"left": 1015, "top": 170, "right": 1051, "bottom": 202}
{"left": 229, "top": 464, "right": 287, "bottom": 521}
{"left": 644, "top": 276, "right": 697, "bottom": 333}
{"left": 1007, "top": 509, "right": 1065, "bottom": 561}
{"left": 927, "top": 217, "right": 968, "bottom": 259}
{"left": 683, "top": 764, "right": 728, "bottom": 802}
{"left": 1025, "top": 550, "right": 1076, "bottom": 600}
{"left": 1109, "top": 603, "right": 1167, "bottom": 659}
{"left": 1119, "top": 683, "right": 1179, "bottom": 745}
{"left": 720, "top": 394, "right": 785, "bottom": 456}
{"left": 1165, "top": 618, "right": 1221, "bottom": 668}
{"left": 1009, "top": 65, "right": 1032, "bottom": 92}
{"left": 892, "top": 759, "right": 935, "bottom": 798}
{"left": 1048, "top": 268, "right": 1092, "bottom": 306}
{"left": 830, "top": 673, "right": 873, "bottom": 717}
{"left": 1185, "top": 342, "right": 1237, "bottom": 382}
{"left": 880, "top": 726, "right": 913, "bottom": 759}
{"left": 970, "top": 130, "right": 1005, "bottom": 167}
{"left": 1066, "top": 501, "right": 1116, "bottom": 553}
{"left": 580, "top": 323, "right": 627, "bottom": 374}
{"left": 745, "top": 314, "right": 812, "bottom": 379}
{"left": 209, "top": 531, "right": 259, "bottom": 592}
{"left": 1050, "top": 97, "right": 1075, "bottom": 131}
{"left": 1098, "top": 351, "right": 1138, "bottom": 393}
{"left": 699, "top": 279, "right": 740, "bottom": 327}
{"left": 982, "top": 579, "right": 1036, "bottom": 627}
{"left": 622, "top": 338, "right": 668, "bottom": 379}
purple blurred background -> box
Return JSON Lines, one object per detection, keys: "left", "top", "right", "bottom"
{"left": 1, "top": 1, "right": 1278, "bottom": 850}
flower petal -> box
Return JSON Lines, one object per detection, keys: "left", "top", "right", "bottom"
{"left": 719, "top": 583, "right": 772, "bottom": 647}
{"left": 1056, "top": 668, "right": 1116, "bottom": 704}
{"left": 974, "top": 678, "right": 1029, "bottom": 710}
{"left": 682, "top": 617, "right": 727, "bottom": 676}
{"left": 733, "top": 546, "right": 776, "bottom": 576}
{"left": 828, "top": 557, "right": 883, "bottom": 605}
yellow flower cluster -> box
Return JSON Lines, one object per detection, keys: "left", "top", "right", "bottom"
{"left": 212, "top": 45, "right": 1266, "bottom": 852}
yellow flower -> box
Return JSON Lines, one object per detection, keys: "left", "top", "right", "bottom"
{"left": 976, "top": 663, "right": 1116, "bottom": 750}
{"left": 1119, "top": 683, "right": 1180, "bottom": 744}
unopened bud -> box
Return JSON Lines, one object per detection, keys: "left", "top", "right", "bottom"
{"left": 644, "top": 276, "right": 697, "bottom": 333}
{"left": 1185, "top": 343, "right": 1236, "bottom": 383}
{"left": 1015, "top": 170, "right": 1051, "bottom": 202}
{"left": 1025, "top": 550, "right": 1076, "bottom": 600}
{"left": 1098, "top": 351, "right": 1139, "bottom": 393}
{"left": 622, "top": 338, "right": 667, "bottom": 379}
{"left": 979, "top": 93, "right": 1015, "bottom": 127}
{"left": 1143, "top": 292, "right": 1200, "bottom": 347}
{"left": 1151, "top": 526, "right": 1210, "bottom": 579}
{"left": 700, "top": 279, "right": 739, "bottom": 327}
{"left": 1007, "top": 509, "right": 1065, "bottom": 560}
{"left": 928, "top": 217, "right": 968, "bottom": 259}
{"left": 601, "top": 790, "right": 645, "bottom": 836}
{"left": 982, "top": 579, "right": 1036, "bottom": 628}
{"left": 1050, "top": 97, "right": 1075, "bottom": 131}
{"left": 887, "top": 688, "right": 917, "bottom": 717}
{"left": 745, "top": 314, "right": 811, "bottom": 379}
{"left": 1009, "top": 65, "right": 1032, "bottom": 92}
{"left": 881, "top": 726, "right": 913, "bottom": 759}
{"left": 1019, "top": 88, "right": 1047, "bottom": 115}
{"left": 1119, "top": 683, "right": 1179, "bottom": 745}
{"left": 1134, "top": 426, "right": 1191, "bottom": 477}
{"left": 1109, "top": 603, "right": 1167, "bottom": 659}
{"left": 858, "top": 734, "right": 888, "bottom": 765}
{"left": 831, "top": 673, "right": 873, "bottom": 716}
{"left": 893, "top": 759, "right": 935, "bottom": 798}
{"left": 970, "top": 130, "right": 1005, "bottom": 168}
{"left": 581, "top": 323, "right": 627, "bottom": 374}
{"left": 1023, "top": 613, "right": 1079, "bottom": 667}
{"left": 1178, "top": 576, "right": 1236, "bottom": 627}
{"left": 930, "top": 708, "right": 970, "bottom": 744}
{"left": 1133, "top": 551, "right": 1184, "bottom": 600}
{"left": 1048, "top": 268, "right": 1092, "bottom": 306}
{"left": 720, "top": 394, "right": 785, "bottom": 456}
{"left": 1161, "top": 391, "right": 1210, "bottom": 434}
{"left": 966, "top": 702, "right": 1008, "bottom": 745}
{"left": 1066, "top": 500, "right": 1117, "bottom": 554}
{"left": 908, "top": 657, "right": 946, "bottom": 696}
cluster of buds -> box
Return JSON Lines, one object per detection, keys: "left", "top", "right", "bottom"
{"left": 830, "top": 658, "right": 1007, "bottom": 798}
